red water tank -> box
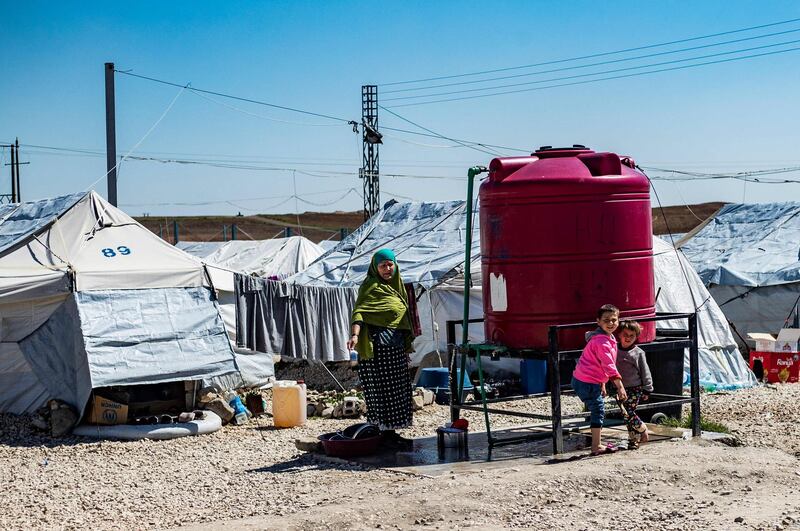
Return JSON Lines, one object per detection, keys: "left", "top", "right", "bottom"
{"left": 480, "top": 146, "right": 655, "bottom": 350}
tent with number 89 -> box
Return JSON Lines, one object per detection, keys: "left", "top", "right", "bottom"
{"left": 0, "top": 191, "right": 242, "bottom": 415}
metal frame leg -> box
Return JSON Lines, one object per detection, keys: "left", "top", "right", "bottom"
{"left": 689, "top": 313, "right": 701, "bottom": 437}
{"left": 474, "top": 351, "right": 493, "bottom": 447}
{"left": 547, "top": 327, "right": 563, "bottom": 454}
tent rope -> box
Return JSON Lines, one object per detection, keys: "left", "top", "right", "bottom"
{"left": 639, "top": 166, "right": 701, "bottom": 312}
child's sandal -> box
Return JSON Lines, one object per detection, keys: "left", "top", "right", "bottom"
{"left": 591, "top": 443, "right": 619, "bottom": 456}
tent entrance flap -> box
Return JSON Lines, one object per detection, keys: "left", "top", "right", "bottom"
{"left": 77, "top": 287, "right": 240, "bottom": 389}
{"left": 19, "top": 288, "right": 241, "bottom": 415}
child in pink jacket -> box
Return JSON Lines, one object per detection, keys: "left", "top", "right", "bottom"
{"left": 571, "top": 304, "right": 628, "bottom": 455}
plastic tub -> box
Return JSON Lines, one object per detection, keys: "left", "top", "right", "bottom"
{"left": 319, "top": 432, "right": 382, "bottom": 457}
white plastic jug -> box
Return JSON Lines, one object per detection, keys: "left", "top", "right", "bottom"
{"left": 273, "top": 380, "right": 307, "bottom": 428}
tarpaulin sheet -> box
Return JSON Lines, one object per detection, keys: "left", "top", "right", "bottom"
{"left": 289, "top": 201, "right": 480, "bottom": 289}
{"left": 680, "top": 202, "right": 800, "bottom": 287}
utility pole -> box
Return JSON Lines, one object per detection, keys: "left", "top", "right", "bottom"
{"left": 104, "top": 62, "right": 118, "bottom": 206}
{"left": 3, "top": 139, "right": 24, "bottom": 203}
{"left": 10, "top": 141, "right": 17, "bottom": 203}
{"left": 360, "top": 85, "right": 382, "bottom": 221}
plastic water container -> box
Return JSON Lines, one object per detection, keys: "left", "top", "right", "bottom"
{"left": 349, "top": 349, "right": 359, "bottom": 367}
{"left": 226, "top": 392, "right": 249, "bottom": 425}
{"left": 520, "top": 359, "right": 548, "bottom": 395}
{"left": 273, "top": 380, "right": 307, "bottom": 428}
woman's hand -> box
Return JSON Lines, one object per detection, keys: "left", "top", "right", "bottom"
{"left": 347, "top": 324, "right": 361, "bottom": 351}
{"left": 600, "top": 382, "right": 607, "bottom": 397}
{"left": 347, "top": 334, "right": 358, "bottom": 351}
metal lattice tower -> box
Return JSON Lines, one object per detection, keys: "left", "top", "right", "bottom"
{"left": 360, "top": 85, "right": 380, "bottom": 220}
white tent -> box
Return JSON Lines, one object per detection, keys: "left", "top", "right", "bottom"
{"left": 177, "top": 236, "right": 325, "bottom": 279}
{"left": 177, "top": 237, "right": 323, "bottom": 386}
{"left": 317, "top": 240, "right": 340, "bottom": 253}
{"left": 679, "top": 202, "right": 800, "bottom": 346}
{"left": 0, "top": 192, "right": 243, "bottom": 415}
{"left": 236, "top": 201, "right": 478, "bottom": 362}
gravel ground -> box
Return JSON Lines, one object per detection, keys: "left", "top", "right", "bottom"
{"left": 1, "top": 384, "right": 799, "bottom": 530}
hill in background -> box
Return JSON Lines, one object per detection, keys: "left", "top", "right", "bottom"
{"left": 135, "top": 202, "right": 727, "bottom": 245}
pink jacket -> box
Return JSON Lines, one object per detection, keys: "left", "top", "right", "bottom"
{"left": 573, "top": 333, "right": 621, "bottom": 384}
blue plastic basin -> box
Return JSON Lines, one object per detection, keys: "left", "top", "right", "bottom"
{"left": 417, "top": 367, "right": 473, "bottom": 390}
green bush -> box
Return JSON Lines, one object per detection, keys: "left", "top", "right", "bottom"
{"left": 661, "top": 413, "right": 730, "bottom": 434}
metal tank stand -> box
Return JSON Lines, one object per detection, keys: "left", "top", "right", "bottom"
{"left": 454, "top": 164, "right": 700, "bottom": 457}
{"left": 447, "top": 313, "right": 701, "bottom": 456}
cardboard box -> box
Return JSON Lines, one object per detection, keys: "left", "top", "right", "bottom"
{"left": 89, "top": 395, "right": 129, "bottom": 425}
{"left": 749, "top": 351, "right": 800, "bottom": 384}
{"left": 747, "top": 332, "right": 777, "bottom": 352}
{"left": 775, "top": 328, "right": 800, "bottom": 353}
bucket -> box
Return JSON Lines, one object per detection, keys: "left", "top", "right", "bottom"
{"left": 436, "top": 426, "right": 469, "bottom": 460}
{"left": 418, "top": 368, "right": 473, "bottom": 405}
{"left": 273, "top": 380, "right": 307, "bottom": 428}
{"left": 520, "top": 359, "right": 548, "bottom": 395}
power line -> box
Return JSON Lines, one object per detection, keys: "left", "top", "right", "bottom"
{"left": 378, "top": 105, "right": 501, "bottom": 158}
{"left": 643, "top": 165, "right": 800, "bottom": 178}
{"left": 18, "top": 142, "right": 488, "bottom": 167}
{"left": 121, "top": 187, "right": 362, "bottom": 207}
{"left": 385, "top": 45, "right": 800, "bottom": 108}
{"left": 188, "top": 88, "right": 344, "bottom": 127}
{"left": 18, "top": 141, "right": 800, "bottom": 169}
{"left": 378, "top": 126, "right": 530, "bottom": 152}
{"left": 383, "top": 27, "right": 800, "bottom": 95}
{"left": 7, "top": 142, "right": 471, "bottom": 179}
{"left": 115, "top": 69, "right": 354, "bottom": 124}
{"left": 646, "top": 165, "right": 800, "bottom": 183}
{"left": 383, "top": 38, "right": 800, "bottom": 103}
{"left": 16, "top": 141, "right": 800, "bottom": 185}
{"left": 380, "top": 17, "right": 800, "bottom": 86}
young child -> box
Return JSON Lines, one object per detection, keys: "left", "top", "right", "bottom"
{"left": 613, "top": 320, "right": 653, "bottom": 450}
{"left": 572, "top": 304, "right": 628, "bottom": 455}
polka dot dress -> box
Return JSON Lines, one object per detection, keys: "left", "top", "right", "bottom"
{"left": 359, "top": 342, "right": 413, "bottom": 430}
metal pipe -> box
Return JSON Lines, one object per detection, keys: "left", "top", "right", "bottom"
{"left": 448, "top": 343, "right": 459, "bottom": 423}
{"left": 460, "top": 166, "right": 486, "bottom": 347}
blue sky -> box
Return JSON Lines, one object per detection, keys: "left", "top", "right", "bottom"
{"left": 1, "top": 1, "right": 799, "bottom": 217}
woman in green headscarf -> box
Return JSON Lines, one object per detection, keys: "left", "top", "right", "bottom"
{"left": 347, "top": 248, "right": 415, "bottom": 447}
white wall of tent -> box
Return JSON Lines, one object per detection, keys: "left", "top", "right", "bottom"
{"left": 0, "top": 193, "right": 275, "bottom": 415}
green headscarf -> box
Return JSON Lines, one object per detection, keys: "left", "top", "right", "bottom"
{"left": 351, "top": 249, "right": 413, "bottom": 361}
